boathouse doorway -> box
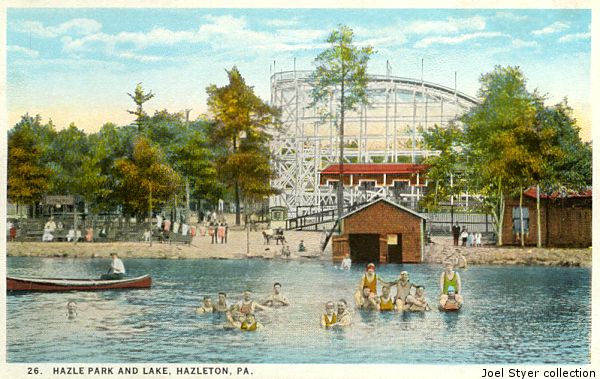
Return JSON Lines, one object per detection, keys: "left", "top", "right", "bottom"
{"left": 349, "top": 233, "right": 380, "bottom": 263}
{"left": 387, "top": 233, "right": 403, "bottom": 263}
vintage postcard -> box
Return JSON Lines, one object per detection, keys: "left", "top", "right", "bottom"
{"left": 1, "top": 1, "right": 597, "bottom": 378}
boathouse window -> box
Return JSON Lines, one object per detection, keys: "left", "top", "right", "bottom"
{"left": 512, "top": 207, "right": 530, "bottom": 233}
{"left": 392, "top": 180, "right": 410, "bottom": 196}
{"left": 327, "top": 180, "right": 339, "bottom": 189}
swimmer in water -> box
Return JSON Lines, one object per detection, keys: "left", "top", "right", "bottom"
{"left": 66, "top": 301, "right": 77, "bottom": 319}
{"left": 196, "top": 296, "right": 214, "bottom": 314}
{"left": 320, "top": 301, "right": 337, "bottom": 328}
{"left": 377, "top": 285, "right": 396, "bottom": 312}
{"left": 261, "top": 282, "right": 290, "bottom": 307}
{"left": 405, "top": 285, "right": 431, "bottom": 311}
{"left": 235, "top": 290, "right": 268, "bottom": 315}
{"left": 335, "top": 299, "right": 352, "bottom": 327}
{"left": 224, "top": 310, "right": 244, "bottom": 329}
{"left": 240, "top": 313, "right": 263, "bottom": 331}
{"left": 356, "top": 287, "right": 378, "bottom": 310}
{"left": 213, "top": 292, "right": 229, "bottom": 313}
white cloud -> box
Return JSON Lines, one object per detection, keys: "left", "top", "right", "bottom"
{"left": 414, "top": 32, "right": 505, "bottom": 48}
{"left": 511, "top": 39, "right": 539, "bottom": 48}
{"left": 531, "top": 21, "right": 569, "bottom": 36}
{"left": 493, "top": 12, "right": 528, "bottom": 21}
{"left": 7, "top": 45, "right": 39, "bottom": 58}
{"left": 558, "top": 32, "right": 591, "bottom": 43}
{"left": 265, "top": 18, "right": 300, "bottom": 27}
{"left": 60, "top": 14, "right": 328, "bottom": 59}
{"left": 13, "top": 18, "right": 102, "bottom": 38}
{"left": 404, "top": 16, "right": 486, "bottom": 35}
{"left": 117, "top": 52, "right": 165, "bottom": 62}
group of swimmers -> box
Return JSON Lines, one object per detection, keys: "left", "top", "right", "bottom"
{"left": 195, "top": 262, "right": 464, "bottom": 332}
{"left": 352, "top": 262, "right": 464, "bottom": 313}
{"left": 195, "top": 283, "right": 289, "bottom": 332}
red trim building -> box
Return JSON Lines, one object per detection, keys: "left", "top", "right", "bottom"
{"left": 501, "top": 187, "right": 592, "bottom": 248}
{"left": 319, "top": 163, "right": 429, "bottom": 187}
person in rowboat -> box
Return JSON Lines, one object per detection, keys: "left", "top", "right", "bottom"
{"left": 261, "top": 282, "right": 290, "bottom": 307}
{"left": 196, "top": 296, "right": 214, "bottom": 314}
{"left": 439, "top": 262, "right": 463, "bottom": 306}
{"left": 101, "top": 253, "right": 125, "bottom": 280}
{"left": 378, "top": 270, "right": 415, "bottom": 311}
{"left": 213, "top": 292, "right": 229, "bottom": 312}
{"left": 235, "top": 290, "right": 268, "bottom": 315}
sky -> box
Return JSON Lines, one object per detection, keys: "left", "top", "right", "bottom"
{"left": 6, "top": 8, "right": 592, "bottom": 140}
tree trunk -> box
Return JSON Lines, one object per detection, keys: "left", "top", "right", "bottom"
{"left": 185, "top": 178, "right": 190, "bottom": 224}
{"left": 235, "top": 181, "right": 241, "bottom": 226}
{"left": 496, "top": 178, "right": 504, "bottom": 247}
{"left": 536, "top": 184, "right": 541, "bottom": 248}
{"left": 337, "top": 81, "right": 345, "bottom": 222}
{"left": 519, "top": 187, "right": 525, "bottom": 247}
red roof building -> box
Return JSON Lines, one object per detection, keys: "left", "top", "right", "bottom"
{"left": 319, "top": 163, "right": 429, "bottom": 187}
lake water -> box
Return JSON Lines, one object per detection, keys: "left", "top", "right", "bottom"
{"left": 6, "top": 256, "right": 591, "bottom": 364}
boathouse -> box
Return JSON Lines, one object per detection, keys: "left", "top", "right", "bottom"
{"left": 332, "top": 198, "right": 426, "bottom": 264}
{"left": 501, "top": 187, "right": 592, "bottom": 248}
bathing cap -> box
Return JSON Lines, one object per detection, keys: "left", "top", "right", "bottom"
{"left": 447, "top": 285, "right": 455, "bottom": 292}
{"left": 366, "top": 263, "right": 375, "bottom": 270}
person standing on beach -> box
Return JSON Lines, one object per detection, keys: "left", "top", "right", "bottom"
{"left": 452, "top": 223, "right": 460, "bottom": 246}
{"left": 460, "top": 228, "right": 468, "bottom": 246}
{"left": 217, "top": 223, "right": 225, "bottom": 244}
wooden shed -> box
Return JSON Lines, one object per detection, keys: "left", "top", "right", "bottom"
{"left": 332, "top": 198, "right": 426, "bottom": 264}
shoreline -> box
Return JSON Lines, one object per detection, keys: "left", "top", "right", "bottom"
{"left": 5, "top": 232, "right": 592, "bottom": 267}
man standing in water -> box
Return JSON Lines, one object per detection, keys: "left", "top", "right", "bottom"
{"left": 213, "top": 292, "right": 229, "bottom": 312}
{"left": 101, "top": 253, "right": 125, "bottom": 280}
{"left": 379, "top": 270, "right": 415, "bottom": 311}
{"left": 196, "top": 296, "right": 214, "bottom": 314}
{"left": 262, "top": 282, "right": 290, "bottom": 306}
{"left": 235, "top": 290, "right": 268, "bottom": 315}
{"left": 335, "top": 299, "right": 352, "bottom": 327}
{"left": 439, "top": 262, "right": 463, "bottom": 305}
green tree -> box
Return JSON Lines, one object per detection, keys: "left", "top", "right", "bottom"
{"left": 206, "top": 66, "right": 280, "bottom": 225}
{"left": 310, "top": 25, "right": 374, "bottom": 219}
{"left": 46, "top": 123, "right": 91, "bottom": 195}
{"left": 7, "top": 116, "right": 54, "bottom": 210}
{"left": 421, "top": 122, "right": 464, "bottom": 210}
{"left": 113, "top": 136, "right": 181, "bottom": 218}
{"left": 127, "top": 82, "right": 155, "bottom": 132}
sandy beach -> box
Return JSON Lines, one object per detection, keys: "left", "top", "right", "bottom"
{"left": 6, "top": 230, "right": 591, "bottom": 267}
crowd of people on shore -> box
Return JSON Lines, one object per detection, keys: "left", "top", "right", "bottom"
{"left": 452, "top": 223, "right": 483, "bottom": 247}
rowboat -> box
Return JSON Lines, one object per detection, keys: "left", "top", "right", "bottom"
{"left": 7, "top": 275, "right": 152, "bottom": 292}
